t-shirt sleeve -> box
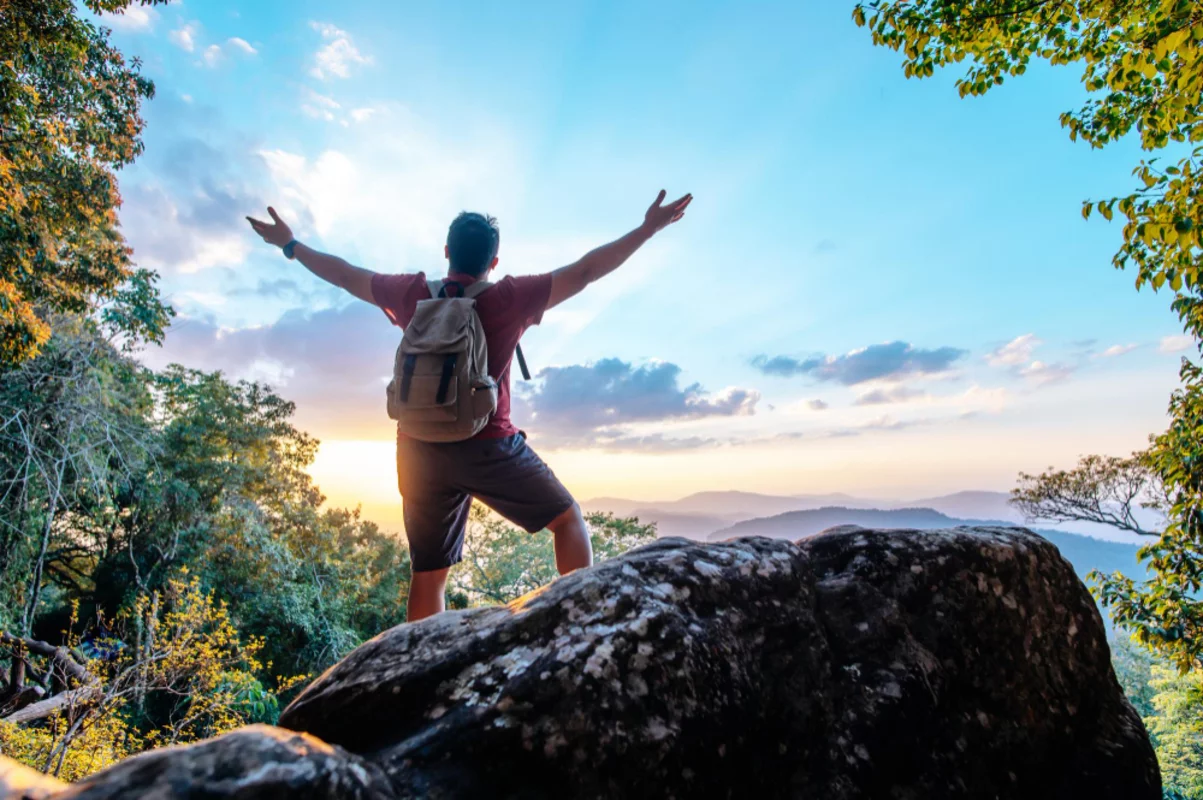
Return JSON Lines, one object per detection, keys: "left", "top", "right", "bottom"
{"left": 507, "top": 273, "right": 554, "bottom": 327}
{"left": 370, "top": 272, "right": 428, "bottom": 328}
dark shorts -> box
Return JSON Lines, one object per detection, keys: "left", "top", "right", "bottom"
{"left": 396, "top": 433, "right": 576, "bottom": 572}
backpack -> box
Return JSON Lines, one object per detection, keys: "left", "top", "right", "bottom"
{"left": 386, "top": 279, "right": 498, "bottom": 442}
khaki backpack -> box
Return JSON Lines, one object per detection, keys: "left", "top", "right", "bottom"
{"left": 386, "top": 280, "right": 498, "bottom": 442}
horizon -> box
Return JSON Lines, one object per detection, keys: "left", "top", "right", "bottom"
{"left": 98, "top": 0, "right": 1181, "bottom": 530}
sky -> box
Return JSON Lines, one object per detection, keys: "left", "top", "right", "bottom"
{"left": 96, "top": 0, "right": 1190, "bottom": 531}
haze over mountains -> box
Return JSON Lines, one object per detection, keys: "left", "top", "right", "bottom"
{"left": 582, "top": 489, "right": 1147, "bottom": 627}
{"left": 582, "top": 489, "right": 1160, "bottom": 544}
{"left": 582, "top": 490, "right": 1028, "bottom": 541}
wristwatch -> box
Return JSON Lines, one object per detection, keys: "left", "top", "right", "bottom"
{"left": 282, "top": 239, "right": 299, "bottom": 260}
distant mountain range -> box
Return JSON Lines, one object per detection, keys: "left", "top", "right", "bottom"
{"left": 708, "top": 506, "right": 1011, "bottom": 541}
{"left": 582, "top": 490, "right": 1026, "bottom": 540}
{"left": 582, "top": 492, "right": 1148, "bottom": 619}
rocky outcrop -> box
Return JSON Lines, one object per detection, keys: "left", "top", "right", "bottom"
{"left": 4, "top": 527, "right": 1160, "bottom": 799}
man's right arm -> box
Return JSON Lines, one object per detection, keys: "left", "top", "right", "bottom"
{"left": 547, "top": 190, "right": 692, "bottom": 310}
{"left": 246, "top": 207, "right": 376, "bottom": 305}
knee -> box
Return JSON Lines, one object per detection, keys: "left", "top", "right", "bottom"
{"left": 548, "top": 502, "right": 584, "bottom": 533}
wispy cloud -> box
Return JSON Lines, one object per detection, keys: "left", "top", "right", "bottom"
{"left": 100, "top": 5, "right": 160, "bottom": 32}
{"left": 853, "top": 385, "right": 927, "bottom": 406}
{"left": 806, "top": 399, "right": 828, "bottom": 411}
{"left": 1161, "top": 334, "right": 1194, "bottom": 354}
{"left": 986, "top": 334, "right": 1041, "bottom": 367}
{"left": 301, "top": 89, "right": 342, "bottom": 122}
{"left": 169, "top": 22, "right": 199, "bottom": 52}
{"left": 751, "top": 341, "right": 966, "bottom": 385}
{"left": 987, "top": 334, "right": 1076, "bottom": 386}
{"left": 227, "top": 37, "right": 258, "bottom": 55}
{"left": 309, "top": 22, "right": 371, "bottom": 80}
{"left": 1019, "top": 360, "right": 1075, "bottom": 386}
{"left": 1101, "top": 343, "right": 1138, "bottom": 358}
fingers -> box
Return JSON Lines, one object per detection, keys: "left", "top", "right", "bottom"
{"left": 669, "top": 193, "right": 692, "bottom": 210}
{"left": 268, "top": 206, "right": 283, "bottom": 224}
{"left": 652, "top": 189, "right": 666, "bottom": 208}
{"left": 246, "top": 216, "right": 267, "bottom": 231}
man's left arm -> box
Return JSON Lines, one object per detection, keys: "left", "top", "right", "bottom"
{"left": 247, "top": 207, "right": 376, "bottom": 305}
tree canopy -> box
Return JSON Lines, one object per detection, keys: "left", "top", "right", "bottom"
{"left": 0, "top": 0, "right": 172, "bottom": 366}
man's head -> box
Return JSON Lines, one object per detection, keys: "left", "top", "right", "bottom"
{"left": 445, "top": 211, "right": 500, "bottom": 277}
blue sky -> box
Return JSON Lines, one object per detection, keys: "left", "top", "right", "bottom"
{"left": 97, "top": 0, "right": 1188, "bottom": 520}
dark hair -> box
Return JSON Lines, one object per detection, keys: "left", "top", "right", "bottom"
{"left": 446, "top": 211, "right": 500, "bottom": 276}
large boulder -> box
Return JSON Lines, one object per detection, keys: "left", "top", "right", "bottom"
{"left": 5, "top": 527, "right": 1160, "bottom": 799}
{"left": 280, "top": 527, "right": 1159, "bottom": 798}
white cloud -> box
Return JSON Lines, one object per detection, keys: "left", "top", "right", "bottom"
{"left": 309, "top": 21, "right": 371, "bottom": 80}
{"left": 180, "top": 93, "right": 194, "bottom": 103}
{"left": 1019, "top": 360, "right": 1076, "bottom": 386}
{"left": 100, "top": 6, "right": 159, "bottom": 32}
{"left": 202, "top": 44, "right": 223, "bottom": 67}
{"left": 1102, "top": 343, "right": 1138, "bottom": 358}
{"left": 119, "top": 183, "right": 254, "bottom": 274}
{"left": 350, "top": 107, "right": 377, "bottom": 124}
{"left": 227, "top": 37, "right": 258, "bottom": 55}
{"left": 301, "top": 90, "right": 341, "bottom": 122}
{"left": 169, "top": 22, "right": 199, "bottom": 53}
{"left": 987, "top": 334, "right": 1041, "bottom": 367}
{"left": 1160, "top": 334, "right": 1194, "bottom": 353}
{"left": 256, "top": 107, "right": 527, "bottom": 270}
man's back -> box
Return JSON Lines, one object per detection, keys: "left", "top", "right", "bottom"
{"left": 370, "top": 270, "right": 552, "bottom": 439}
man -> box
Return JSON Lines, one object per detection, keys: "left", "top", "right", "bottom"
{"left": 247, "top": 189, "right": 692, "bottom": 621}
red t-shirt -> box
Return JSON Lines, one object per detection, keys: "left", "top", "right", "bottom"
{"left": 371, "top": 270, "right": 553, "bottom": 439}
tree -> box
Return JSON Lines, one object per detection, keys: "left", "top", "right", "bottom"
{"left": 0, "top": 315, "right": 155, "bottom": 636}
{"left": 1012, "top": 452, "right": 1166, "bottom": 536}
{"left": 0, "top": 575, "right": 291, "bottom": 781}
{"left": 453, "top": 509, "right": 657, "bottom": 607}
{"left": 0, "top": 0, "right": 172, "bottom": 366}
{"left": 853, "top": 0, "right": 1203, "bottom": 669}
{"left": 1146, "top": 663, "right": 1203, "bottom": 797}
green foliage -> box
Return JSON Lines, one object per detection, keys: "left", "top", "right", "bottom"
{"left": 1113, "top": 635, "right": 1158, "bottom": 718}
{"left": 0, "top": 325, "right": 411, "bottom": 681}
{"left": 0, "top": 0, "right": 172, "bottom": 366}
{"left": 453, "top": 508, "right": 657, "bottom": 606}
{"left": 1147, "top": 661, "right": 1203, "bottom": 797}
{"left": 1113, "top": 636, "right": 1203, "bottom": 798}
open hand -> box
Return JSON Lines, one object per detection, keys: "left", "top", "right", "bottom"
{"left": 642, "top": 190, "right": 693, "bottom": 235}
{"left": 246, "top": 207, "right": 294, "bottom": 248}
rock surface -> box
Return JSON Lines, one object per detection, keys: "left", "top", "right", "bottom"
{"left": 0, "top": 756, "right": 66, "bottom": 800}
{"left": 1, "top": 527, "right": 1160, "bottom": 799}
{"left": 57, "top": 726, "right": 392, "bottom": 799}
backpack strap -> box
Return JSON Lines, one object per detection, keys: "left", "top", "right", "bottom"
{"left": 428, "top": 279, "right": 494, "bottom": 299}
{"left": 399, "top": 354, "right": 417, "bottom": 403}
{"left": 435, "top": 353, "right": 458, "bottom": 404}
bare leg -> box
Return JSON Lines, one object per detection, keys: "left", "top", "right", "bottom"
{"left": 408, "top": 567, "right": 450, "bottom": 622}
{"left": 547, "top": 503, "right": 592, "bottom": 575}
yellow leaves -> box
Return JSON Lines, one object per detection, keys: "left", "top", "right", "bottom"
{"left": 852, "top": 6, "right": 866, "bottom": 27}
